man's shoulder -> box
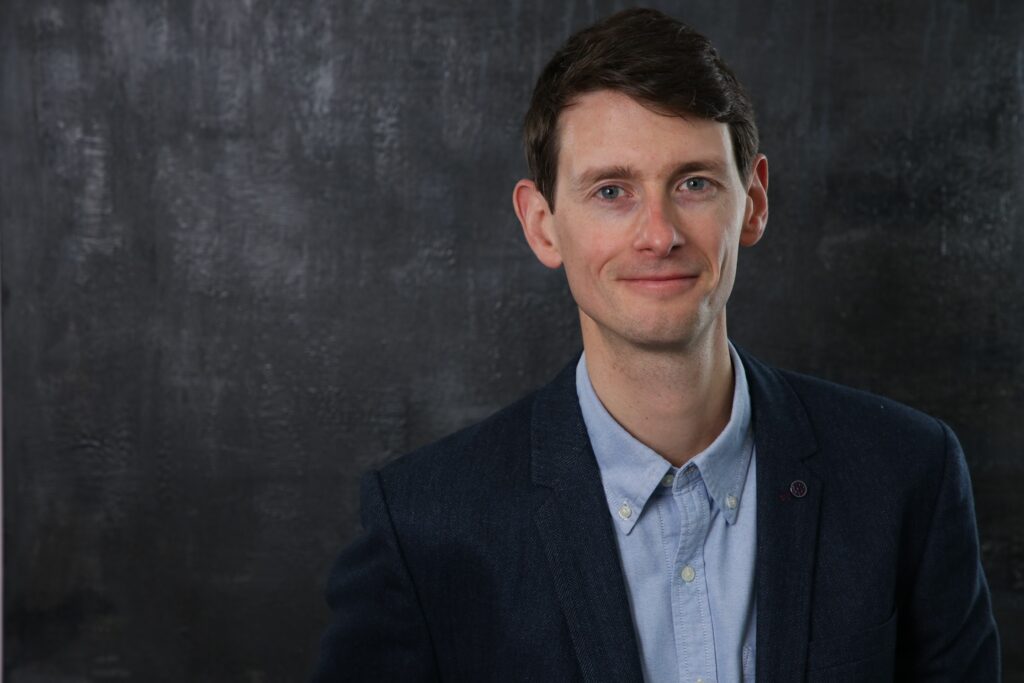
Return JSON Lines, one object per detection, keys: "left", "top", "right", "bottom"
{"left": 738, "top": 348, "right": 954, "bottom": 477}
{"left": 775, "top": 365, "right": 944, "bottom": 438}
{"left": 376, "top": 384, "right": 540, "bottom": 490}
{"left": 758, "top": 360, "right": 954, "bottom": 485}
{"left": 738, "top": 353, "right": 962, "bottom": 519}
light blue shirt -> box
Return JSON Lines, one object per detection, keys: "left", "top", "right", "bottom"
{"left": 576, "top": 343, "right": 757, "bottom": 683}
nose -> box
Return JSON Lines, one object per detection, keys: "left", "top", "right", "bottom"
{"left": 632, "top": 195, "right": 683, "bottom": 257}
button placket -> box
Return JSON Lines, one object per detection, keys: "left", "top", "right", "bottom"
{"left": 670, "top": 475, "right": 716, "bottom": 683}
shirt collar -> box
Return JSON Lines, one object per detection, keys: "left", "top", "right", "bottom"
{"left": 576, "top": 342, "right": 754, "bottom": 534}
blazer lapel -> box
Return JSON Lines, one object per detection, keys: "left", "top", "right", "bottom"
{"left": 531, "top": 359, "right": 645, "bottom": 683}
{"left": 739, "top": 349, "right": 822, "bottom": 683}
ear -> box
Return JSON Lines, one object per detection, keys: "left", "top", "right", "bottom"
{"left": 739, "top": 154, "right": 769, "bottom": 247}
{"left": 513, "top": 179, "right": 563, "bottom": 269}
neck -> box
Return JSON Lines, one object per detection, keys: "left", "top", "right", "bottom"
{"left": 581, "top": 315, "right": 735, "bottom": 467}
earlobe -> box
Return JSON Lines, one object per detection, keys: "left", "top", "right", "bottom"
{"left": 513, "top": 180, "right": 563, "bottom": 269}
{"left": 740, "top": 154, "right": 769, "bottom": 247}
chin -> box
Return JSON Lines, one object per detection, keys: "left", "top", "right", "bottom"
{"left": 624, "top": 310, "right": 722, "bottom": 350}
{"left": 580, "top": 305, "right": 716, "bottom": 352}
{"left": 613, "top": 321, "right": 702, "bottom": 351}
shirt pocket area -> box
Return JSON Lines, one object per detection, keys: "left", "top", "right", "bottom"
{"left": 806, "top": 609, "right": 898, "bottom": 677}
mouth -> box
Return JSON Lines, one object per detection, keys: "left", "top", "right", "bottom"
{"left": 620, "top": 273, "right": 699, "bottom": 294}
{"left": 622, "top": 274, "right": 696, "bottom": 281}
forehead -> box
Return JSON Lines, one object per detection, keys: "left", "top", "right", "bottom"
{"left": 555, "top": 90, "right": 735, "bottom": 180}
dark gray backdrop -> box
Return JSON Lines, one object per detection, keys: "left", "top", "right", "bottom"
{"left": 3, "top": 0, "right": 1022, "bottom": 680}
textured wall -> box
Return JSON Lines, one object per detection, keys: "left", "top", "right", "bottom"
{"left": 2, "top": 0, "right": 1021, "bottom": 680}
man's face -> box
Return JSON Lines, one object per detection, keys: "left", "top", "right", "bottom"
{"left": 517, "top": 89, "right": 768, "bottom": 353}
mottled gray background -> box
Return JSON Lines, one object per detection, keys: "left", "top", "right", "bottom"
{"left": 2, "top": 0, "right": 1022, "bottom": 680}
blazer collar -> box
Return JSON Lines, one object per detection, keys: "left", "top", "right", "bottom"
{"left": 530, "top": 355, "right": 645, "bottom": 683}
{"left": 737, "top": 347, "right": 822, "bottom": 683}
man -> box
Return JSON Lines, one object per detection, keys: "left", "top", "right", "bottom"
{"left": 313, "top": 8, "right": 999, "bottom": 681}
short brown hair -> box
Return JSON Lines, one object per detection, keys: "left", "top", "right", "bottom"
{"left": 523, "top": 8, "right": 759, "bottom": 210}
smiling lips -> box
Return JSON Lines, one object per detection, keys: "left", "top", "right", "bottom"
{"left": 623, "top": 273, "right": 696, "bottom": 281}
{"left": 620, "top": 272, "right": 700, "bottom": 293}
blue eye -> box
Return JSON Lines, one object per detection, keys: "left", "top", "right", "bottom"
{"left": 598, "top": 186, "right": 624, "bottom": 200}
{"left": 683, "top": 177, "right": 709, "bottom": 191}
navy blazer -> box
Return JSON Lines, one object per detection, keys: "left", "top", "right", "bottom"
{"left": 312, "top": 349, "right": 999, "bottom": 681}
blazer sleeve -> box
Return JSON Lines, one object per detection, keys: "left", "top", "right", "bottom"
{"left": 311, "top": 471, "right": 440, "bottom": 682}
{"left": 895, "top": 420, "right": 1001, "bottom": 680}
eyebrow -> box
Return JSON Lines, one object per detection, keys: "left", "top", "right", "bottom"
{"left": 570, "top": 159, "right": 729, "bottom": 193}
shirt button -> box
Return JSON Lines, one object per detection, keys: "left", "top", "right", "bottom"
{"left": 680, "top": 565, "right": 696, "bottom": 582}
{"left": 661, "top": 473, "right": 675, "bottom": 487}
{"left": 725, "top": 494, "right": 738, "bottom": 510}
{"left": 618, "top": 502, "right": 632, "bottom": 520}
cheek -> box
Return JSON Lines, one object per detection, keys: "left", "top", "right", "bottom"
{"left": 712, "top": 232, "right": 742, "bottom": 293}
{"left": 557, "top": 225, "right": 618, "bottom": 278}
{"left": 560, "top": 240, "right": 622, "bottom": 310}
{"left": 562, "top": 244, "right": 608, "bottom": 290}
{"left": 706, "top": 206, "right": 744, "bottom": 266}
